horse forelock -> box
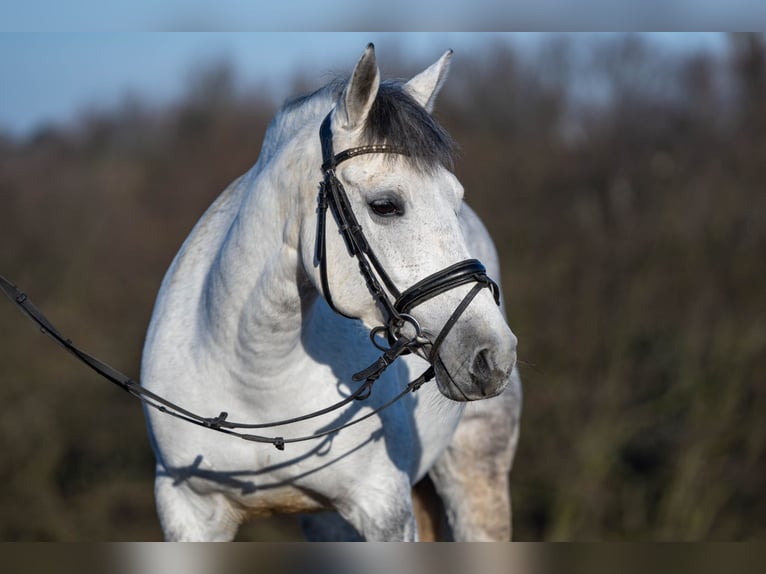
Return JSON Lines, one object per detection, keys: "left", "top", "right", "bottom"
{"left": 363, "top": 80, "right": 455, "bottom": 173}
{"left": 273, "top": 78, "right": 454, "bottom": 174}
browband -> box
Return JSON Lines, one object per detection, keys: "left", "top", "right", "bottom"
{"left": 319, "top": 114, "right": 408, "bottom": 172}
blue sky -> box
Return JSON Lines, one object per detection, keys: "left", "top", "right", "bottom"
{"left": 2, "top": 2, "right": 764, "bottom": 31}
{"left": 0, "top": 33, "right": 727, "bottom": 137}
{"left": 0, "top": 33, "right": 496, "bottom": 135}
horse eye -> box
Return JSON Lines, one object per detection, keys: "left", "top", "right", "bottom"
{"left": 369, "top": 198, "right": 403, "bottom": 217}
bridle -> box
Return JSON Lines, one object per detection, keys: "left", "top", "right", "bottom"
{"left": 315, "top": 112, "right": 500, "bottom": 385}
{"left": 0, "top": 109, "right": 502, "bottom": 451}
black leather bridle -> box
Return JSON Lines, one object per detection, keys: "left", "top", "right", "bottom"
{"left": 315, "top": 112, "right": 500, "bottom": 385}
{"left": 0, "top": 109, "right": 502, "bottom": 451}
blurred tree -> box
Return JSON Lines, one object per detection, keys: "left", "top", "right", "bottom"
{"left": 0, "top": 36, "right": 764, "bottom": 541}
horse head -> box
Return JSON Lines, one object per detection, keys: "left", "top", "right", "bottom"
{"left": 299, "top": 44, "right": 517, "bottom": 401}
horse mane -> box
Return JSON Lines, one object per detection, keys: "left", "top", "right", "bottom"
{"left": 262, "top": 77, "right": 455, "bottom": 173}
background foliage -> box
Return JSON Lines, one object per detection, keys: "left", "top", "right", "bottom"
{"left": 1, "top": 34, "right": 764, "bottom": 540}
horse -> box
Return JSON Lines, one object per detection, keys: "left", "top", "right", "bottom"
{"left": 141, "top": 44, "right": 522, "bottom": 542}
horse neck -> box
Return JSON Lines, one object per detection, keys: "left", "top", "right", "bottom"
{"left": 200, "top": 136, "right": 319, "bottom": 375}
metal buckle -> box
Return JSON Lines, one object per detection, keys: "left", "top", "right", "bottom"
{"left": 394, "top": 313, "right": 429, "bottom": 346}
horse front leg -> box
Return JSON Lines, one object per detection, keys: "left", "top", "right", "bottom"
{"left": 306, "top": 501, "right": 419, "bottom": 542}
{"left": 340, "top": 493, "right": 418, "bottom": 542}
{"left": 427, "top": 369, "right": 522, "bottom": 541}
{"left": 302, "top": 469, "right": 418, "bottom": 541}
{"left": 153, "top": 469, "right": 242, "bottom": 542}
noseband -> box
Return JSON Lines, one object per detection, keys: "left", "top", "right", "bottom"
{"left": 315, "top": 112, "right": 500, "bottom": 384}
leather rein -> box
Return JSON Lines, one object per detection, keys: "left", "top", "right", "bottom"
{"left": 0, "top": 110, "right": 500, "bottom": 451}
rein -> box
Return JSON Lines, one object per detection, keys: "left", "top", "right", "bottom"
{"left": 0, "top": 109, "right": 500, "bottom": 451}
{"left": 0, "top": 275, "right": 431, "bottom": 451}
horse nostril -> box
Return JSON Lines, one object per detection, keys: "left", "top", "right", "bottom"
{"left": 469, "top": 345, "right": 515, "bottom": 397}
{"left": 470, "top": 348, "right": 493, "bottom": 381}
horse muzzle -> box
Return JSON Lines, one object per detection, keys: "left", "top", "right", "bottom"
{"left": 433, "top": 325, "right": 517, "bottom": 402}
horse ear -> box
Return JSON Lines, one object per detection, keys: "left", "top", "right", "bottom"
{"left": 337, "top": 43, "right": 380, "bottom": 130}
{"left": 404, "top": 49, "right": 453, "bottom": 113}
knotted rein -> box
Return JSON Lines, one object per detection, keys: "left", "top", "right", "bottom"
{"left": 0, "top": 109, "right": 500, "bottom": 450}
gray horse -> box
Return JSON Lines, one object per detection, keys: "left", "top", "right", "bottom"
{"left": 141, "top": 44, "right": 522, "bottom": 541}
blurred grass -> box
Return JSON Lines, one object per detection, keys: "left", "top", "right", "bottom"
{"left": 1, "top": 35, "right": 764, "bottom": 540}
